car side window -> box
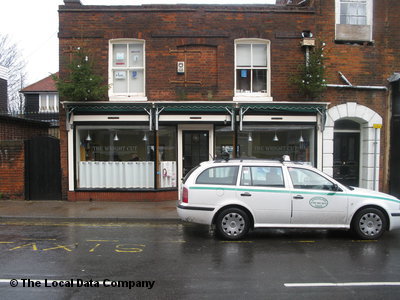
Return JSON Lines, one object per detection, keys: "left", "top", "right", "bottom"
{"left": 196, "top": 166, "right": 239, "bottom": 185}
{"left": 241, "top": 166, "right": 284, "bottom": 187}
{"left": 288, "top": 167, "right": 336, "bottom": 191}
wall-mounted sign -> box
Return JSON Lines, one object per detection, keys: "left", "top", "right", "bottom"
{"left": 115, "top": 71, "right": 126, "bottom": 80}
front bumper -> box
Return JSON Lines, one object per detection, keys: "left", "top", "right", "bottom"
{"left": 389, "top": 211, "right": 400, "bottom": 231}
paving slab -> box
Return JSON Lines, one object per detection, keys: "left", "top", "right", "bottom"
{"left": 0, "top": 200, "right": 179, "bottom": 221}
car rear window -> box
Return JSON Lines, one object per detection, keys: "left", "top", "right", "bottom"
{"left": 182, "top": 165, "right": 200, "bottom": 184}
{"left": 196, "top": 166, "right": 239, "bottom": 185}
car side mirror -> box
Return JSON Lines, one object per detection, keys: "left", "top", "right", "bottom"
{"left": 332, "top": 183, "right": 340, "bottom": 191}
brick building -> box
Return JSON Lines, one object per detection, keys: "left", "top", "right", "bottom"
{"left": 0, "top": 66, "right": 7, "bottom": 113}
{"left": 20, "top": 73, "right": 60, "bottom": 138}
{"left": 58, "top": 0, "right": 400, "bottom": 201}
{"left": 0, "top": 74, "right": 61, "bottom": 200}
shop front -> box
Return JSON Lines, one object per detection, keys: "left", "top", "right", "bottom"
{"left": 64, "top": 101, "right": 327, "bottom": 201}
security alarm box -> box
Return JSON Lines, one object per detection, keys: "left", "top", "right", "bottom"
{"left": 177, "top": 61, "right": 185, "bottom": 74}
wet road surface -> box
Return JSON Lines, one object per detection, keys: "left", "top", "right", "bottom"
{"left": 1, "top": 219, "right": 400, "bottom": 299}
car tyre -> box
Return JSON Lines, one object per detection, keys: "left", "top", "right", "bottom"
{"left": 352, "top": 208, "right": 387, "bottom": 240}
{"left": 216, "top": 208, "right": 250, "bottom": 240}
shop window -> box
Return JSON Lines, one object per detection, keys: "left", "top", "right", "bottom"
{"left": 157, "top": 126, "right": 177, "bottom": 189}
{"left": 109, "top": 39, "right": 147, "bottom": 101}
{"left": 215, "top": 126, "right": 235, "bottom": 159}
{"left": 39, "top": 93, "right": 59, "bottom": 112}
{"left": 76, "top": 125, "right": 154, "bottom": 189}
{"left": 234, "top": 39, "right": 271, "bottom": 100}
{"left": 335, "top": 0, "right": 373, "bottom": 42}
{"left": 237, "top": 125, "right": 315, "bottom": 165}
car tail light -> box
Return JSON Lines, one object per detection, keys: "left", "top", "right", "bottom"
{"left": 182, "top": 187, "right": 189, "bottom": 203}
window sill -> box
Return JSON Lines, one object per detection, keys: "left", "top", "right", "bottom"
{"left": 109, "top": 95, "right": 148, "bottom": 101}
{"left": 233, "top": 96, "right": 273, "bottom": 102}
{"left": 335, "top": 24, "right": 372, "bottom": 44}
{"left": 334, "top": 39, "right": 374, "bottom": 46}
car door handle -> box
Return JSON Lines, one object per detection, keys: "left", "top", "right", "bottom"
{"left": 293, "top": 195, "right": 304, "bottom": 200}
{"left": 241, "top": 192, "right": 252, "bottom": 197}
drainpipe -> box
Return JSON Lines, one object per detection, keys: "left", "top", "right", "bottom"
{"left": 326, "top": 84, "right": 388, "bottom": 90}
{"left": 327, "top": 72, "right": 388, "bottom": 91}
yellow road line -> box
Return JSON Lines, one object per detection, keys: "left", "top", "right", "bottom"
{"left": 86, "top": 240, "right": 119, "bottom": 242}
{"left": 297, "top": 241, "right": 316, "bottom": 243}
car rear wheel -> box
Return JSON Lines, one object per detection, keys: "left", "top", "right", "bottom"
{"left": 216, "top": 208, "right": 250, "bottom": 240}
{"left": 352, "top": 208, "right": 387, "bottom": 240}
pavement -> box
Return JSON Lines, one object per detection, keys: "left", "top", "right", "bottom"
{"left": 0, "top": 200, "right": 179, "bottom": 221}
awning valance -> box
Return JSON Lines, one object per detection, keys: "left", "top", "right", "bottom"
{"left": 62, "top": 101, "right": 328, "bottom": 131}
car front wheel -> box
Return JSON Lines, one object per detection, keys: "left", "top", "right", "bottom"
{"left": 352, "top": 208, "right": 387, "bottom": 240}
{"left": 216, "top": 208, "right": 250, "bottom": 240}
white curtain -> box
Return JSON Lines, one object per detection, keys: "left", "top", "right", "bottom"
{"left": 79, "top": 161, "right": 154, "bottom": 188}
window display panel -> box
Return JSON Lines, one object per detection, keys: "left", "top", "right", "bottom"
{"left": 236, "top": 69, "right": 251, "bottom": 93}
{"left": 128, "top": 69, "right": 144, "bottom": 94}
{"left": 238, "top": 125, "right": 315, "bottom": 164}
{"left": 215, "top": 126, "right": 235, "bottom": 159}
{"left": 252, "top": 69, "right": 267, "bottom": 93}
{"left": 76, "top": 125, "right": 154, "bottom": 189}
{"left": 157, "top": 126, "right": 177, "bottom": 188}
{"left": 113, "top": 70, "right": 127, "bottom": 93}
{"left": 113, "top": 44, "right": 127, "bottom": 67}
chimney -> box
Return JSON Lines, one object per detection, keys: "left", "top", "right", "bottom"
{"left": 0, "top": 66, "right": 8, "bottom": 113}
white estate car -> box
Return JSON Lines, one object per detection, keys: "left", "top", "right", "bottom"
{"left": 177, "top": 157, "right": 400, "bottom": 240}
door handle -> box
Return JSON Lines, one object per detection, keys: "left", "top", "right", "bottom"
{"left": 241, "top": 192, "right": 252, "bottom": 197}
{"left": 293, "top": 195, "right": 304, "bottom": 200}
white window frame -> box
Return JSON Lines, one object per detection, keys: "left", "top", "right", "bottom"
{"left": 335, "top": 0, "right": 373, "bottom": 41}
{"left": 108, "top": 39, "right": 147, "bottom": 101}
{"left": 234, "top": 38, "right": 272, "bottom": 102}
{"left": 39, "top": 93, "right": 59, "bottom": 113}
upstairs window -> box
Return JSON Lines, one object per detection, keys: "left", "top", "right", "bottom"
{"left": 39, "top": 93, "right": 59, "bottom": 112}
{"left": 109, "top": 39, "right": 147, "bottom": 101}
{"left": 234, "top": 39, "right": 271, "bottom": 101}
{"left": 340, "top": 0, "right": 367, "bottom": 25}
{"left": 335, "top": 0, "right": 373, "bottom": 42}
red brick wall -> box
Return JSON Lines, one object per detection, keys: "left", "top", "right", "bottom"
{"left": 58, "top": 1, "right": 400, "bottom": 196}
{"left": 58, "top": 5, "right": 316, "bottom": 102}
{"left": 59, "top": 111, "right": 68, "bottom": 200}
{"left": 0, "top": 117, "right": 50, "bottom": 199}
{"left": 0, "top": 141, "right": 25, "bottom": 199}
{"left": 0, "top": 117, "right": 49, "bottom": 140}
{"left": 68, "top": 190, "right": 178, "bottom": 202}
{"left": 58, "top": 2, "right": 400, "bottom": 102}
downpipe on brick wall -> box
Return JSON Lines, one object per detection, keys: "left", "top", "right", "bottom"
{"left": 327, "top": 71, "right": 388, "bottom": 90}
